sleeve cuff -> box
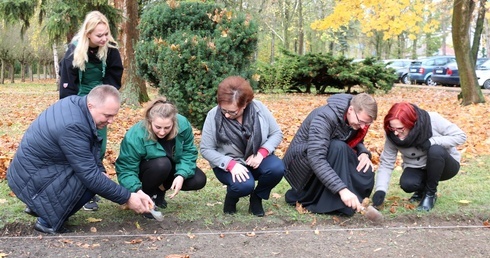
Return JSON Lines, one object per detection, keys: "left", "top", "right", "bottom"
{"left": 258, "top": 147, "right": 269, "bottom": 158}
{"left": 226, "top": 160, "right": 237, "bottom": 172}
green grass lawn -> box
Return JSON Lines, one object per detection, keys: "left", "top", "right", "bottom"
{"left": 0, "top": 81, "right": 489, "bottom": 231}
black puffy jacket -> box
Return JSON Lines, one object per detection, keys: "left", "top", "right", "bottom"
{"left": 283, "top": 94, "right": 370, "bottom": 193}
{"left": 7, "top": 95, "right": 130, "bottom": 231}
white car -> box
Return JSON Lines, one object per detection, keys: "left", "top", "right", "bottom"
{"left": 475, "top": 59, "right": 490, "bottom": 89}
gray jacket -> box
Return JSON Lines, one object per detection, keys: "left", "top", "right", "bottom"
{"left": 200, "top": 100, "right": 282, "bottom": 170}
{"left": 375, "top": 112, "right": 467, "bottom": 193}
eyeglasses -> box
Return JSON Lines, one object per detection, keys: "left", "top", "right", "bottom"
{"left": 220, "top": 108, "right": 239, "bottom": 116}
{"left": 354, "top": 110, "right": 372, "bottom": 126}
{"left": 388, "top": 125, "right": 405, "bottom": 133}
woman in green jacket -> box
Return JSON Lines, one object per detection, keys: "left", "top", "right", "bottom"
{"left": 116, "top": 97, "right": 206, "bottom": 215}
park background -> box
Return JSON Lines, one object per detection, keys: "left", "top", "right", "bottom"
{"left": 0, "top": 0, "right": 489, "bottom": 246}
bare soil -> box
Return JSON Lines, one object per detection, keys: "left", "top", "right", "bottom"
{"left": 1, "top": 212, "right": 490, "bottom": 257}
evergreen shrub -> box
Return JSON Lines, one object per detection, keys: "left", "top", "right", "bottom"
{"left": 136, "top": 1, "right": 258, "bottom": 130}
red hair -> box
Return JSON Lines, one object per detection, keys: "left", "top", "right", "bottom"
{"left": 383, "top": 102, "right": 417, "bottom": 134}
{"left": 216, "top": 76, "right": 254, "bottom": 108}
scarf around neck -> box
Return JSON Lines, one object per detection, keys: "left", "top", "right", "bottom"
{"left": 387, "top": 104, "right": 432, "bottom": 148}
{"left": 215, "top": 102, "right": 262, "bottom": 158}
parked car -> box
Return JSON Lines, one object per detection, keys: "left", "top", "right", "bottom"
{"left": 383, "top": 59, "right": 412, "bottom": 84}
{"left": 408, "top": 56, "right": 456, "bottom": 85}
{"left": 476, "top": 59, "right": 490, "bottom": 89}
{"left": 433, "top": 58, "right": 489, "bottom": 87}
{"left": 432, "top": 62, "right": 460, "bottom": 86}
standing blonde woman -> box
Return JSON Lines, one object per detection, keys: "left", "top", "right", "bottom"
{"left": 58, "top": 10, "right": 123, "bottom": 211}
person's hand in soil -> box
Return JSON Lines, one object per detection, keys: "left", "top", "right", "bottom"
{"left": 126, "top": 190, "right": 153, "bottom": 213}
{"left": 338, "top": 188, "right": 362, "bottom": 212}
{"left": 169, "top": 175, "right": 184, "bottom": 199}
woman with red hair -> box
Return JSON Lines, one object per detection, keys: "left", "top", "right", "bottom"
{"left": 372, "top": 102, "right": 466, "bottom": 211}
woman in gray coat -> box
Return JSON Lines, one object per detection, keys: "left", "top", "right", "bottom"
{"left": 372, "top": 102, "right": 466, "bottom": 211}
{"left": 200, "top": 76, "right": 284, "bottom": 217}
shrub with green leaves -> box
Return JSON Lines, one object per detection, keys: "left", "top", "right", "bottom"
{"left": 136, "top": 1, "right": 258, "bottom": 130}
{"left": 258, "top": 51, "right": 396, "bottom": 94}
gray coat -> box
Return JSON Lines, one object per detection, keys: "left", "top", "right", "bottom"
{"left": 200, "top": 100, "right": 282, "bottom": 170}
{"left": 375, "top": 112, "right": 466, "bottom": 193}
{"left": 283, "top": 94, "right": 370, "bottom": 193}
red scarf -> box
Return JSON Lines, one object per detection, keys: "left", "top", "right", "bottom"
{"left": 347, "top": 125, "right": 369, "bottom": 149}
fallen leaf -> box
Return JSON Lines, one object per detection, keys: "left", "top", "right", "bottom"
{"left": 165, "top": 254, "right": 190, "bottom": 258}
{"left": 458, "top": 200, "right": 471, "bottom": 205}
{"left": 125, "top": 239, "right": 143, "bottom": 244}
{"left": 135, "top": 221, "right": 141, "bottom": 230}
{"left": 59, "top": 239, "right": 74, "bottom": 244}
{"left": 86, "top": 217, "right": 102, "bottom": 223}
{"left": 311, "top": 216, "right": 317, "bottom": 227}
{"left": 271, "top": 193, "right": 282, "bottom": 199}
{"left": 187, "top": 233, "right": 196, "bottom": 239}
{"left": 314, "top": 229, "right": 320, "bottom": 235}
{"left": 483, "top": 220, "right": 490, "bottom": 228}
{"left": 295, "top": 202, "right": 310, "bottom": 214}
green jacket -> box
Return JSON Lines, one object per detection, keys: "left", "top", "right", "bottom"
{"left": 116, "top": 115, "right": 198, "bottom": 192}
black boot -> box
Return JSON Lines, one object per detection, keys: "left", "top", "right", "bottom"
{"left": 409, "top": 191, "right": 424, "bottom": 203}
{"left": 417, "top": 193, "right": 437, "bottom": 211}
{"left": 223, "top": 194, "right": 239, "bottom": 214}
{"left": 249, "top": 192, "right": 264, "bottom": 217}
{"left": 154, "top": 190, "right": 167, "bottom": 209}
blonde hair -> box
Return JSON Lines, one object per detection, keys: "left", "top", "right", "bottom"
{"left": 351, "top": 93, "right": 378, "bottom": 120}
{"left": 72, "top": 11, "right": 118, "bottom": 71}
{"left": 143, "top": 97, "right": 179, "bottom": 141}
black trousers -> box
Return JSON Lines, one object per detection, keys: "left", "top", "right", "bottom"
{"left": 285, "top": 140, "right": 374, "bottom": 216}
{"left": 139, "top": 157, "right": 207, "bottom": 196}
{"left": 400, "top": 145, "right": 459, "bottom": 195}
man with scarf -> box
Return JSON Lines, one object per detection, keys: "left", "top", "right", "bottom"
{"left": 372, "top": 102, "right": 466, "bottom": 211}
{"left": 200, "top": 76, "right": 284, "bottom": 217}
{"left": 283, "top": 93, "right": 378, "bottom": 216}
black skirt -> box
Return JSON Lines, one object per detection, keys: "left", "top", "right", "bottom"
{"left": 285, "top": 141, "right": 374, "bottom": 216}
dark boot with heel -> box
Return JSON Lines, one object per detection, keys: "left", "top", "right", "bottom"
{"left": 249, "top": 192, "right": 265, "bottom": 217}
{"left": 409, "top": 191, "right": 424, "bottom": 203}
{"left": 417, "top": 193, "right": 437, "bottom": 211}
{"left": 223, "top": 194, "right": 239, "bottom": 214}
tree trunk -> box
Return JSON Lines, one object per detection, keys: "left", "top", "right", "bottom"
{"left": 270, "top": 32, "right": 275, "bottom": 63}
{"left": 29, "top": 64, "right": 33, "bottom": 81}
{"left": 282, "top": 0, "right": 291, "bottom": 51}
{"left": 0, "top": 59, "right": 4, "bottom": 84}
{"left": 114, "top": 0, "right": 148, "bottom": 105}
{"left": 9, "top": 63, "right": 14, "bottom": 83}
{"left": 471, "top": 0, "right": 485, "bottom": 62}
{"left": 453, "top": 0, "right": 485, "bottom": 105}
{"left": 20, "top": 63, "right": 25, "bottom": 82}
{"left": 297, "top": 0, "right": 304, "bottom": 55}
{"left": 53, "top": 43, "right": 59, "bottom": 90}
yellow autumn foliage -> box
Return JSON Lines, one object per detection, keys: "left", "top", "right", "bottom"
{"left": 311, "top": 0, "right": 440, "bottom": 40}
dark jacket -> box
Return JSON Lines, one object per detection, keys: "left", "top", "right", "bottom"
{"left": 283, "top": 94, "right": 370, "bottom": 193}
{"left": 7, "top": 95, "right": 130, "bottom": 230}
{"left": 59, "top": 43, "right": 123, "bottom": 99}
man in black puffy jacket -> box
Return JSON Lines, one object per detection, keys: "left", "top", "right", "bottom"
{"left": 283, "top": 93, "right": 378, "bottom": 216}
{"left": 7, "top": 85, "right": 153, "bottom": 234}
